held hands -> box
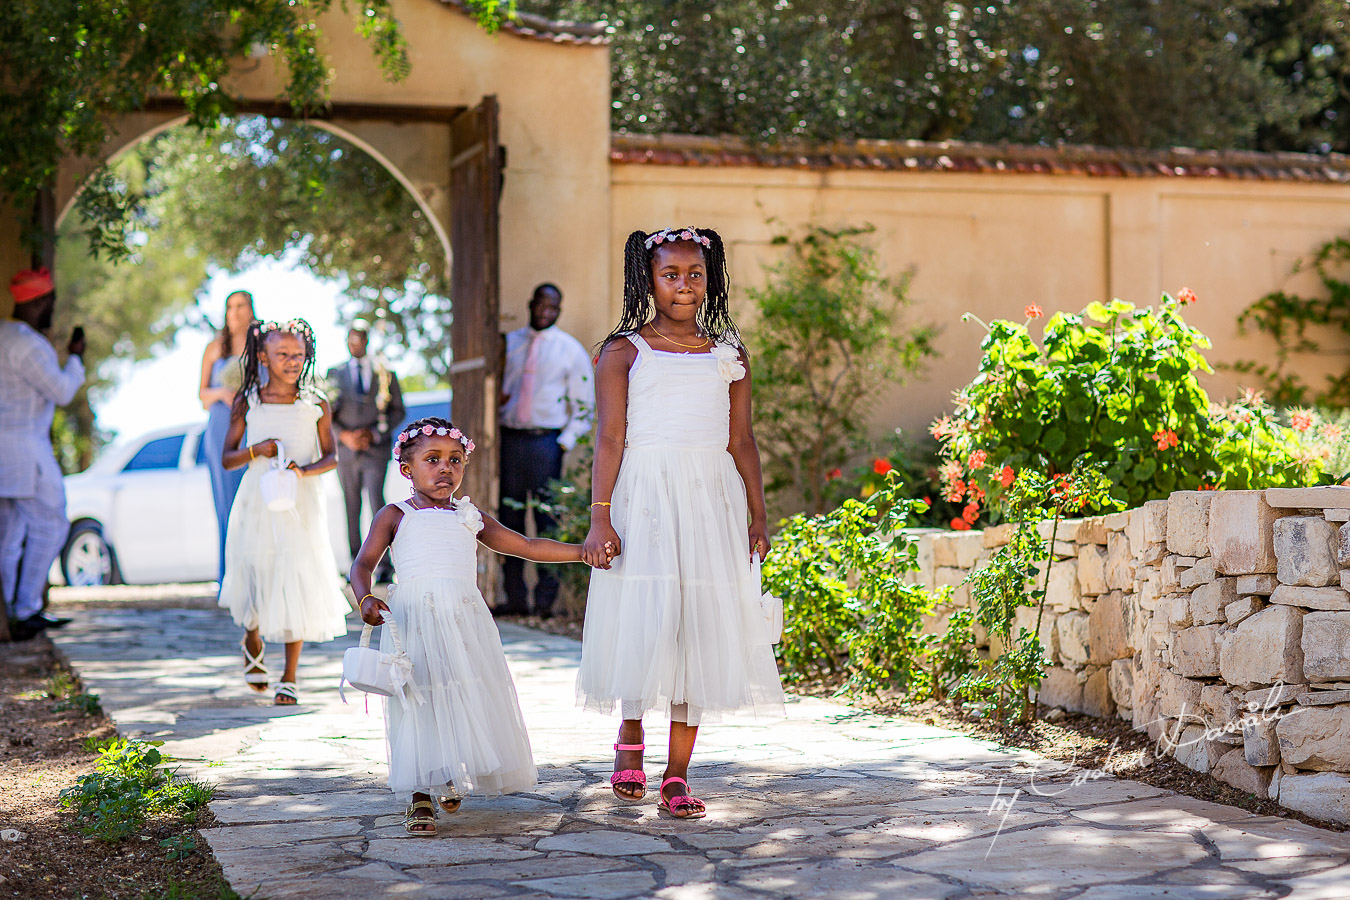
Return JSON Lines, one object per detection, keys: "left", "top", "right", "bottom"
{"left": 582, "top": 522, "right": 621, "bottom": 569}
{"left": 287, "top": 461, "right": 306, "bottom": 478}
{"left": 359, "top": 595, "right": 391, "bottom": 627}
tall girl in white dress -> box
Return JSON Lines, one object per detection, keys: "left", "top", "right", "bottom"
{"left": 220, "top": 320, "right": 350, "bottom": 706}
{"left": 579, "top": 227, "right": 785, "bottom": 821}
{"left": 350, "top": 417, "right": 606, "bottom": 836}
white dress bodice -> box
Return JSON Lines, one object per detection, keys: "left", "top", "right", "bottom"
{"left": 390, "top": 499, "right": 482, "bottom": 582}
{"left": 245, "top": 394, "right": 322, "bottom": 465}
{"left": 623, "top": 334, "right": 735, "bottom": 450}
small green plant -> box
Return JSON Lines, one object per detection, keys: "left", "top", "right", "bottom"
{"left": 59, "top": 739, "right": 215, "bottom": 841}
{"left": 82, "top": 735, "right": 119, "bottom": 753}
{"left": 763, "top": 474, "right": 951, "bottom": 695}
{"left": 56, "top": 692, "right": 103, "bottom": 716}
{"left": 954, "top": 461, "right": 1115, "bottom": 724}
{"left": 46, "top": 670, "right": 102, "bottom": 716}
{"left": 159, "top": 833, "right": 197, "bottom": 861}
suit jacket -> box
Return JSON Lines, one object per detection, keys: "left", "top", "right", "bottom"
{"left": 326, "top": 358, "right": 405, "bottom": 452}
{"left": 0, "top": 320, "right": 85, "bottom": 499}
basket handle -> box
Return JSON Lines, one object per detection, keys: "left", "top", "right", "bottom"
{"left": 357, "top": 610, "right": 404, "bottom": 653}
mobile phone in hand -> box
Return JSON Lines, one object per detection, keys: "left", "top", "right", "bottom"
{"left": 71, "top": 326, "right": 85, "bottom": 343}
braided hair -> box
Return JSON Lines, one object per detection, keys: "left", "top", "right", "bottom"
{"left": 237, "top": 318, "right": 319, "bottom": 402}
{"left": 395, "top": 416, "right": 474, "bottom": 463}
{"left": 598, "top": 227, "right": 739, "bottom": 350}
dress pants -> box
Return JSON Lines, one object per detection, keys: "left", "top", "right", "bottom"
{"left": 338, "top": 446, "right": 391, "bottom": 573}
{"left": 498, "top": 427, "right": 564, "bottom": 615}
{"left": 0, "top": 484, "right": 69, "bottom": 620}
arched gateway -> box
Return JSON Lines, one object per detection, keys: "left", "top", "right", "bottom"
{"left": 2, "top": 0, "right": 614, "bottom": 511}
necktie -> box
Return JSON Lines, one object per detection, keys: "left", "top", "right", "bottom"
{"left": 354, "top": 360, "right": 365, "bottom": 394}
{"left": 513, "top": 333, "right": 541, "bottom": 427}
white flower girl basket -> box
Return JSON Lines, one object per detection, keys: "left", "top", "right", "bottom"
{"left": 258, "top": 440, "right": 298, "bottom": 513}
{"left": 340, "top": 611, "right": 423, "bottom": 709}
{"left": 751, "top": 552, "right": 784, "bottom": 645}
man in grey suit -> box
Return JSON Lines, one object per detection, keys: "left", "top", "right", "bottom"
{"left": 327, "top": 323, "right": 404, "bottom": 578}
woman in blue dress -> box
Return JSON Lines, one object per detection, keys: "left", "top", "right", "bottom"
{"left": 197, "top": 290, "right": 256, "bottom": 585}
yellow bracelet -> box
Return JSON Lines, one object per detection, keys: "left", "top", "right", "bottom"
{"left": 248, "top": 445, "right": 255, "bottom": 461}
{"left": 590, "top": 501, "right": 611, "bottom": 508}
{"left": 359, "top": 593, "right": 378, "bottom": 604}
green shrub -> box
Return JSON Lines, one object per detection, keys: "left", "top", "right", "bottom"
{"left": 59, "top": 739, "right": 215, "bottom": 841}
{"left": 934, "top": 293, "right": 1331, "bottom": 520}
{"left": 748, "top": 225, "right": 935, "bottom": 517}
{"left": 763, "top": 475, "right": 952, "bottom": 696}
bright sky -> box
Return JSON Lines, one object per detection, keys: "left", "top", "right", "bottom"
{"left": 97, "top": 257, "right": 371, "bottom": 440}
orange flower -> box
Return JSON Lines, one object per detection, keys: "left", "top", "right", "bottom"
{"left": 1025, "top": 304, "right": 1044, "bottom": 319}
{"left": 1291, "top": 411, "right": 1313, "bottom": 433}
{"left": 873, "top": 458, "right": 893, "bottom": 475}
{"left": 826, "top": 467, "right": 842, "bottom": 480}
{"left": 1177, "top": 287, "right": 1197, "bottom": 306}
{"left": 969, "top": 483, "right": 987, "bottom": 503}
{"left": 940, "top": 460, "right": 964, "bottom": 483}
{"left": 1153, "top": 428, "right": 1179, "bottom": 451}
{"left": 999, "top": 465, "right": 1015, "bottom": 488}
{"left": 950, "top": 518, "right": 972, "bottom": 531}
{"left": 968, "top": 449, "right": 988, "bottom": 470}
{"left": 962, "top": 502, "right": 980, "bottom": 524}
{"left": 945, "top": 480, "right": 966, "bottom": 503}
{"left": 930, "top": 416, "right": 954, "bottom": 440}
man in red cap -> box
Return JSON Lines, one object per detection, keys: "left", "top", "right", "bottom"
{"left": 0, "top": 268, "right": 85, "bottom": 640}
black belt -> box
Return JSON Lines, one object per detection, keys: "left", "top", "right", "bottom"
{"left": 502, "top": 426, "right": 562, "bottom": 438}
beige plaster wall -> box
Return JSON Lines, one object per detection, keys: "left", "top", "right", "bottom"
{"left": 5, "top": 0, "right": 613, "bottom": 346}
{"left": 610, "top": 164, "right": 1350, "bottom": 439}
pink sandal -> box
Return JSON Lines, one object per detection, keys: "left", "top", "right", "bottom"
{"left": 658, "top": 776, "right": 706, "bottom": 820}
{"left": 610, "top": 742, "right": 647, "bottom": 803}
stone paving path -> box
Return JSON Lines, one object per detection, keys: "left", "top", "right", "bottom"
{"left": 50, "top": 606, "right": 1350, "bottom": 900}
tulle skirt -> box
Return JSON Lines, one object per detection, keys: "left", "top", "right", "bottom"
{"left": 382, "top": 574, "right": 537, "bottom": 799}
{"left": 218, "top": 463, "right": 350, "bottom": 644}
{"left": 577, "top": 446, "right": 785, "bottom": 726}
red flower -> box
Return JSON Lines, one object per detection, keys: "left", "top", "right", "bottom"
{"left": 873, "top": 458, "right": 893, "bottom": 475}
{"left": 1025, "top": 304, "right": 1044, "bottom": 319}
{"left": 962, "top": 502, "right": 980, "bottom": 524}
{"left": 945, "top": 479, "right": 966, "bottom": 503}
{"left": 968, "top": 483, "right": 986, "bottom": 503}
{"left": 950, "top": 518, "right": 972, "bottom": 531}
{"left": 1153, "top": 428, "right": 1179, "bottom": 451}
{"left": 923, "top": 496, "right": 932, "bottom": 506}
{"left": 999, "top": 465, "right": 1015, "bottom": 488}
{"left": 826, "top": 467, "right": 842, "bottom": 480}
{"left": 1177, "top": 287, "right": 1197, "bottom": 306}
{"left": 968, "top": 449, "right": 988, "bottom": 470}
{"left": 1291, "top": 411, "right": 1313, "bottom": 433}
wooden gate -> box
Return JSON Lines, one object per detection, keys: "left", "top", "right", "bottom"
{"left": 448, "top": 97, "right": 503, "bottom": 588}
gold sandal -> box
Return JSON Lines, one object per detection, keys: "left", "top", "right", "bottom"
{"left": 437, "top": 795, "right": 462, "bottom": 814}
{"left": 405, "top": 799, "right": 437, "bottom": 836}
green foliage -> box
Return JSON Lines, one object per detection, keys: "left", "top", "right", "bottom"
{"left": 748, "top": 225, "right": 935, "bottom": 517}
{"left": 159, "top": 834, "right": 198, "bottom": 862}
{"left": 954, "top": 462, "right": 1113, "bottom": 723}
{"left": 521, "top": 430, "right": 596, "bottom": 619}
{"left": 934, "top": 294, "right": 1332, "bottom": 519}
{"left": 1233, "top": 235, "right": 1350, "bottom": 408}
{"left": 852, "top": 431, "right": 963, "bottom": 530}
{"left": 59, "top": 739, "right": 215, "bottom": 842}
{"left": 763, "top": 475, "right": 951, "bottom": 696}
{"left": 46, "top": 670, "right": 102, "bottom": 715}
{"left": 529, "top": 0, "right": 1348, "bottom": 152}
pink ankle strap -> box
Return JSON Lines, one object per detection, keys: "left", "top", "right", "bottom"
{"left": 613, "top": 743, "right": 645, "bottom": 752}
{"left": 660, "top": 776, "right": 689, "bottom": 791}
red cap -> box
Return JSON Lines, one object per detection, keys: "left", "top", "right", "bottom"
{"left": 9, "top": 268, "right": 54, "bottom": 304}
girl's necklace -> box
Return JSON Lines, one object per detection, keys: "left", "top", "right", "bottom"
{"left": 409, "top": 495, "right": 453, "bottom": 511}
{"left": 649, "top": 324, "right": 709, "bottom": 350}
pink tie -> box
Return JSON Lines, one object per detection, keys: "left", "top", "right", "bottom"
{"left": 513, "top": 333, "right": 541, "bottom": 427}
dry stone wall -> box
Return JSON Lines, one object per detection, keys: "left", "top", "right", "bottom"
{"left": 911, "top": 486, "right": 1350, "bottom": 827}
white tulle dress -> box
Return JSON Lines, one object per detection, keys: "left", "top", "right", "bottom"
{"left": 381, "top": 498, "right": 537, "bottom": 800}
{"left": 219, "top": 393, "right": 350, "bottom": 643}
{"left": 576, "top": 334, "right": 785, "bottom": 726}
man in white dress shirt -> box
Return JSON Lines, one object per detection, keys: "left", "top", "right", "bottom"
{"left": 0, "top": 268, "right": 85, "bottom": 640}
{"left": 497, "top": 283, "right": 594, "bottom": 617}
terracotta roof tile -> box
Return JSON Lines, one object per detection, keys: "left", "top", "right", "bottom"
{"left": 439, "top": 1, "right": 608, "bottom": 45}
{"left": 610, "top": 133, "right": 1350, "bottom": 183}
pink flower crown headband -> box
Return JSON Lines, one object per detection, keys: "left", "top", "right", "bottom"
{"left": 394, "top": 424, "right": 475, "bottom": 459}
{"left": 644, "top": 227, "right": 711, "bottom": 250}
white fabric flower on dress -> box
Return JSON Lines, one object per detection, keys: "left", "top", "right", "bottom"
{"left": 710, "top": 343, "right": 746, "bottom": 383}
{"left": 453, "top": 497, "right": 484, "bottom": 534}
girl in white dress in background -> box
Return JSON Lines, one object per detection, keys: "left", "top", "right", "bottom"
{"left": 350, "top": 417, "right": 608, "bottom": 836}
{"left": 579, "top": 227, "right": 785, "bottom": 821}
{"left": 219, "top": 319, "right": 350, "bottom": 706}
